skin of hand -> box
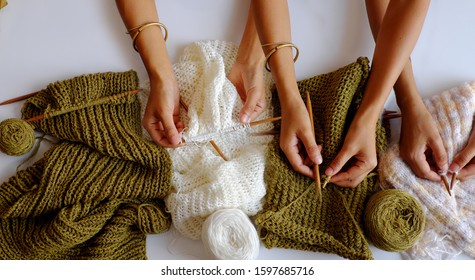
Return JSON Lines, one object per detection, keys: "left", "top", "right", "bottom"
{"left": 326, "top": 0, "right": 431, "bottom": 187}
{"left": 398, "top": 88, "right": 447, "bottom": 181}
{"left": 251, "top": 0, "right": 322, "bottom": 177}
{"left": 450, "top": 129, "right": 475, "bottom": 181}
{"left": 228, "top": 8, "right": 266, "bottom": 123}
{"left": 115, "top": 0, "right": 183, "bottom": 147}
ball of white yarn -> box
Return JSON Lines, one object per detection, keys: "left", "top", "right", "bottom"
{"left": 202, "top": 208, "right": 260, "bottom": 260}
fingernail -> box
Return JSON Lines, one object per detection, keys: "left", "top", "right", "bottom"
{"left": 449, "top": 163, "right": 460, "bottom": 173}
{"left": 241, "top": 114, "right": 249, "bottom": 123}
{"left": 326, "top": 167, "right": 334, "bottom": 176}
{"left": 315, "top": 154, "right": 323, "bottom": 165}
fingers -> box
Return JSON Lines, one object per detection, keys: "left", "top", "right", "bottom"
{"left": 449, "top": 140, "right": 475, "bottom": 174}
{"left": 299, "top": 130, "right": 322, "bottom": 165}
{"left": 282, "top": 144, "right": 314, "bottom": 178}
{"left": 404, "top": 151, "right": 441, "bottom": 181}
{"left": 239, "top": 86, "right": 266, "bottom": 123}
{"left": 326, "top": 148, "right": 377, "bottom": 188}
{"left": 427, "top": 137, "right": 449, "bottom": 172}
{"left": 143, "top": 113, "right": 183, "bottom": 148}
{"left": 456, "top": 162, "right": 475, "bottom": 181}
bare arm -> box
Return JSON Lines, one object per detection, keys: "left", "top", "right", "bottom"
{"left": 327, "top": 0, "right": 433, "bottom": 186}
{"left": 115, "top": 0, "right": 183, "bottom": 147}
{"left": 367, "top": 0, "right": 447, "bottom": 181}
{"left": 250, "top": 0, "right": 322, "bottom": 177}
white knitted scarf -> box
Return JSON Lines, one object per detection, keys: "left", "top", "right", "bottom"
{"left": 143, "top": 41, "right": 274, "bottom": 240}
{"left": 379, "top": 82, "right": 475, "bottom": 259}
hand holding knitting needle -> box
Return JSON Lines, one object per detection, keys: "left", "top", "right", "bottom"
{"left": 325, "top": 118, "right": 377, "bottom": 188}
{"left": 449, "top": 127, "right": 475, "bottom": 181}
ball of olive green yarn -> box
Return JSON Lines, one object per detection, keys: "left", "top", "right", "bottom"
{"left": 364, "top": 189, "right": 425, "bottom": 252}
{"left": 0, "top": 118, "right": 35, "bottom": 156}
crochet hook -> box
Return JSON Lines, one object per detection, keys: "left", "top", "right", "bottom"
{"left": 306, "top": 90, "right": 322, "bottom": 201}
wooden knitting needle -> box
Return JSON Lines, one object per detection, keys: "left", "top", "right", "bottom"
{"left": 0, "top": 91, "right": 39, "bottom": 106}
{"left": 439, "top": 171, "right": 452, "bottom": 196}
{"left": 179, "top": 98, "right": 229, "bottom": 161}
{"left": 23, "top": 89, "right": 142, "bottom": 123}
{"left": 305, "top": 90, "right": 322, "bottom": 201}
{"left": 250, "top": 116, "right": 281, "bottom": 127}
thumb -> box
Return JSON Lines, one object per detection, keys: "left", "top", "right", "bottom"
{"left": 450, "top": 144, "right": 475, "bottom": 173}
{"left": 428, "top": 137, "right": 449, "bottom": 172}
{"left": 326, "top": 148, "right": 353, "bottom": 176}
{"left": 161, "top": 116, "right": 181, "bottom": 146}
{"left": 300, "top": 131, "right": 322, "bottom": 165}
{"left": 239, "top": 86, "right": 265, "bottom": 123}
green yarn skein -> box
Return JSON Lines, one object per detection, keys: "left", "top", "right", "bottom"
{"left": 364, "top": 189, "right": 425, "bottom": 252}
{"left": 0, "top": 118, "right": 35, "bottom": 156}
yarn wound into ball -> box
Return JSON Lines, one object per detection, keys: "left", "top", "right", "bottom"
{"left": 364, "top": 189, "right": 425, "bottom": 252}
{"left": 202, "top": 208, "right": 260, "bottom": 260}
{"left": 0, "top": 118, "right": 35, "bottom": 156}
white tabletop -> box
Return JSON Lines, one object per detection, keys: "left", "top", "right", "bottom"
{"left": 1, "top": 0, "right": 474, "bottom": 260}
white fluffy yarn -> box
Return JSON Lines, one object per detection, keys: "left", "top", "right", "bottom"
{"left": 142, "top": 40, "right": 274, "bottom": 240}
{"left": 202, "top": 208, "right": 260, "bottom": 260}
{"left": 379, "top": 82, "right": 475, "bottom": 259}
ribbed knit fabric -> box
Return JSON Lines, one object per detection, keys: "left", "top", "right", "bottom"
{"left": 379, "top": 82, "right": 475, "bottom": 259}
{"left": 0, "top": 71, "right": 172, "bottom": 259}
{"left": 143, "top": 41, "right": 274, "bottom": 240}
{"left": 255, "top": 57, "right": 388, "bottom": 260}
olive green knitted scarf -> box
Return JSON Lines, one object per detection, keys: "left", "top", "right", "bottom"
{"left": 255, "top": 57, "right": 388, "bottom": 260}
{"left": 0, "top": 71, "right": 172, "bottom": 259}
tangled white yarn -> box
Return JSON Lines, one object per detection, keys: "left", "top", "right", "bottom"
{"left": 202, "top": 208, "right": 260, "bottom": 260}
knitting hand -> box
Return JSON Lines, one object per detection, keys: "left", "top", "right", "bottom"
{"left": 326, "top": 121, "right": 377, "bottom": 187}
{"left": 228, "top": 56, "right": 266, "bottom": 123}
{"left": 280, "top": 101, "right": 322, "bottom": 178}
{"left": 449, "top": 127, "right": 475, "bottom": 180}
{"left": 399, "top": 106, "right": 448, "bottom": 181}
{"left": 143, "top": 76, "right": 184, "bottom": 147}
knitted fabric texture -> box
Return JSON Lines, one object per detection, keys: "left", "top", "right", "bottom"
{"left": 379, "top": 82, "right": 475, "bottom": 259}
{"left": 0, "top": 71, "right": 172, "bottom": 259}
{"left": 254, "top": 57, "right": 388, "bottom": 260}
{"left": 142, "top": 40, "right": 274, "bottom": 240}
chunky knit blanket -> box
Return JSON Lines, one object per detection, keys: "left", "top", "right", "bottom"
{"left": 143, "top": 40, "right": 274, "bottom": 240}
{"left": 0, "top": 71, "right": 172, "bottom": 259}
{"left": 379, "top": 82, "right": 475, "bottom": 259}
{"left": 255, "top": 57, "right": 388, "bottom": 260}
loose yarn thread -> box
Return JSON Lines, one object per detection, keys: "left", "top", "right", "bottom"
{"left": 0, "top": 118, "right": 35, "bottom": 156}
{"left": 364, "top": 189, "right": 425, "bottom": 252}
{"left": 201, "top": 208, "right": 260, "bottom": 260}
{"left": 182, "top": 122, "right": 251, "bottom": 145}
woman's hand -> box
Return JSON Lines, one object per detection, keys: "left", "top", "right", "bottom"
{"left": 228, "top": 59, "right": 266, "bottom": 123}
{"left": 325, "top": 119, "right": 377, "bottom": 187}
{"left": 143, "top": 72, "right": 184, "bottom": 147}
{"left": 280, "top": 100, "right": 322, "bottom": 178}
{"left": 399, "top": 105, "right": 448, "bottom": 181}
{"left": 450, "top": 128, "right": 475, "bottom": 181}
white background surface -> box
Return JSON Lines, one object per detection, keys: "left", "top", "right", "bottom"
{"left": 1, "top": 0, "right": 474, "bottom": 260}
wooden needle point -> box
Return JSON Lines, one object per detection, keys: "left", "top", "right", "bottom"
{"left": 305, "top": 90, "right": 321, "bottom": 201}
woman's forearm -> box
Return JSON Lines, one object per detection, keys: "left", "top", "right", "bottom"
{"left": 357, "top": 0, "right": 430, "bottom": 122}
{"left": 250, "top": 0, "right": 300, "bottom": 107}
{"left": 115, "top": 0, "right": 171, "bottom": 81}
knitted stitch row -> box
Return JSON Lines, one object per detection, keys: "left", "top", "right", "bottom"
{"left": 379, "top": 82, "right": 475, "bottom": 259}
{"left": 159, "top": 41, "right": 274, "bottom": 240}
{"left": 255, "top": 57, "right": 388, "bottom": 260}
{"left": 0, "top": 71, "right": 172, "bottom": 259}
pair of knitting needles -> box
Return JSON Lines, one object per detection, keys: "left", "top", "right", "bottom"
{"left": 179, "top": 99, "right": 282, "bottom": 161}
{"left": 439, "top": 171, "right": 457, "bottom": 196}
